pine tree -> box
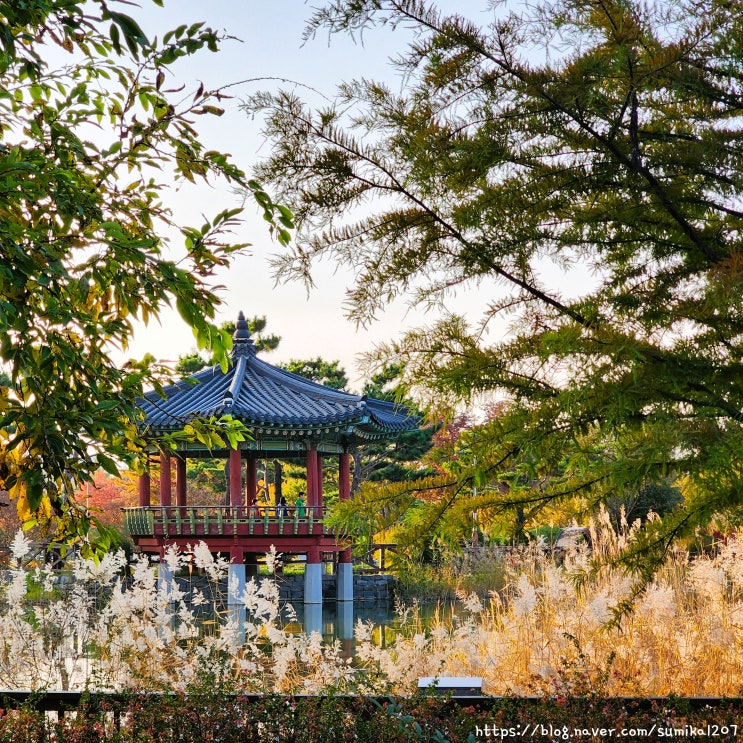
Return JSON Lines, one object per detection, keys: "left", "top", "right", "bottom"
{"left": 249, "top": 0, "right": 743, "bottom": 580}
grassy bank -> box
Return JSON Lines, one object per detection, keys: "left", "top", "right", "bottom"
{"left": 393, "top": 548, "right": 510, "bottom": 603}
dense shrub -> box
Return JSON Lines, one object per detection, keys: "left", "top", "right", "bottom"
{"left": 2, "top": 694, "right": 743, "bottom": 743}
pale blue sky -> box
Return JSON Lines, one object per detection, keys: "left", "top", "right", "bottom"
{"left": 120, "top": 0, "right": 506, "bottom": 388}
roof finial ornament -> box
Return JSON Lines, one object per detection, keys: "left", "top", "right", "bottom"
{"left": 232, "top": 311, "right": 256, "bottom": 358}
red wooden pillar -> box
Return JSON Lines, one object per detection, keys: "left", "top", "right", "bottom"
{"left": 159, "top": 451, "right": 172, "bottom": 507}
{"left": 306, "top": 446, "right": 318, "bottom": 512}
{"left": 315, "top": 450, "right": 323, "bottom": 510}
{"left": 229, "top": 448, "right": 242, "bottom": 507}
{"left": 245, "top": 456, "right": 257, "bottom": 505}
{"left": 138, "top": 470, "right": 151, "bottom": 507}
{"left": 175, "top": 455, "right": 187, "bottom": 507}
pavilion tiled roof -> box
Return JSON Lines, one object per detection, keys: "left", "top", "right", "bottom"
{"left": 138, "top": 312, "right": 418, "bottom": 444}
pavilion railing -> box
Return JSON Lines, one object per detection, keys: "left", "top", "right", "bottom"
{"left": 122, "top": 506, "right": 334, "bottom": 539}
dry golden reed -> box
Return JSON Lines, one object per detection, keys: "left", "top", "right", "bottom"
{"left": 357, "top": 509, "right": 743, "bottom": 697}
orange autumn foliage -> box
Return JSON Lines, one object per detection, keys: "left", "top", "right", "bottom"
{"left": 0, "top": 470, "right": 138, "bottom": 546}
{"left": 77, "top": 471, "right": 140, "bottom": 532}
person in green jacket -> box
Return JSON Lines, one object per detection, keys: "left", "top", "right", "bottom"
{"left": 295, "top": 492, "right": 306, "bottom": 517}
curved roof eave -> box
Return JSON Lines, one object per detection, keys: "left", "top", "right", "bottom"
{"left": 136, "top": 311, "right": 419, "bottom": 441}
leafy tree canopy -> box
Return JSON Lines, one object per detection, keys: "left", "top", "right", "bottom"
{"left": 608, "top": 481, "right": 684, "bottom": 530}
{"left": 356, "top": 364, "right": 436, "bottom": 485}
{"left": 0, "top": 1, "right": 291, "bottom": 553}
{"left": 251, "top": 0, "right": 743, "bottom": 584}
{"left": 278, "top": 358, "right": 349, "bottom": 390}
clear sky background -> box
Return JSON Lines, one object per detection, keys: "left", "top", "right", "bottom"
{"left": 112, "top": 0, "right": 508, "bottom": 390}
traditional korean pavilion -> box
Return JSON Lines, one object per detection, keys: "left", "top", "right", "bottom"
{"left": 124, "top": 311, "right": 418, "bottom": 607}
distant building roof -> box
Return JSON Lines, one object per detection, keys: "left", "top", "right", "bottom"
{"left": 138, "top": 312, "right": 418, "bottom": 450}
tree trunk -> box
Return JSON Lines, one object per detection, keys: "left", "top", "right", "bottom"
{"left": 273, "top": 459, "right": 283, "bottom": 505}
{"left": 351, "top": 450, "right": 362, "bottom": 496}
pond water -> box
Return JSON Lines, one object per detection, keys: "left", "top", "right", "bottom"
{"left": 276, "top": 599, "right": 463, "bottom": 656}
{"left": 177, "top": 573, "right": 465, "bottom": 657}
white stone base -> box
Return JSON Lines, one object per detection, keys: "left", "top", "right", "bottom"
{"left": 304, "top": 562, "right": 323, "bottom": 604}
{"left": 337, "top": 561, "right": 354, "bottom": 602}
{"left": 157, "top": 562, "right": 173, "bottom": 599}
{"left": 228, "top": 563, "right": 246, "bottom": 606}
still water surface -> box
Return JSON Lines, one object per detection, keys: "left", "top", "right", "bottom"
{"left": 279, "top": 600, "right": 462, "bottom": 656}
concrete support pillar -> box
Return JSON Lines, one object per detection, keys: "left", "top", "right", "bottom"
{"left": 156, "top": 554, "right": 176, "bottom": 636}
{"left": 228, "top": 550, "right": 246, "bottom": 606}
{"left": 304, "top": 546, "right": 323, "bottom": 605}
{"left": 175, "top": 455, "right": 187, "bottom": 507}
{"left": 229, "top": 448, "right": 242, "bottom": 507}
{"left": 157, "top": 558, "right": 173, "bottom": 600}
{"left": 138, "top": 470, "right": 151, "bottom": 507}
{"left": 245, "top": 457, "right": 258, "bottom": 506}
{"left": 337, "top": 559, "right": 353, "bottom": 602}
{"left": 228, "top": 549, "right": 246, "bottom": 643}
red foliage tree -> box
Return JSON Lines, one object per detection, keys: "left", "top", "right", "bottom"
{"left": 74, "top": 471, "right": 140, "bottom": 533}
